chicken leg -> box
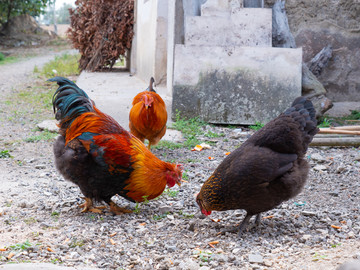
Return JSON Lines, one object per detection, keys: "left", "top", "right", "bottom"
{"left": 79, "top": 197, "right": 106, "bottom": 214}
{"left": 220, "top": 213, "right": 261, "bottom": 237}
{"left": 109, "top": 201, "right": 132, "bottom": 215}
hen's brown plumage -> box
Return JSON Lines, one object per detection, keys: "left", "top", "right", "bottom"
{"left": 196, "top": 97, "right": 319, "bottom": 235}
{"left": 129, "top": 77, "right": 167, "bottom": 150}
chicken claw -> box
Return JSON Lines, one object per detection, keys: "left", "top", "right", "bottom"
{"left": 79, "top": 197, "right": 106, "bottom": 214}
{"left": 220, "top": 213, "right": 261, "bottom": 237}
{"left": 109, "top": 201, "right": 132, "bottom": 215}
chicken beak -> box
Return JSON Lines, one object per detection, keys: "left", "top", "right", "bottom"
{"left": 145, "top": 104, "right": 149, "bottom": 109}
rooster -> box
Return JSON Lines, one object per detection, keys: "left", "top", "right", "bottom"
{"left": 196, "top": 97, "right": 318, "bottom": 235}
{"left": 129, "top": 77, "right": 167, "bottom": 150}
{"left": 50, "top": 77, "right": 182, "bottom": 215}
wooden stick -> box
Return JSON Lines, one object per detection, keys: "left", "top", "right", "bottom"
{"left": 310, "top": 137, "right": 360, "bottom": 147}
{"left": 329, "top": 126, "right": 360, "bottom": 131}
{"left": 318, "top": 129, "right": 360, "bottom": 135}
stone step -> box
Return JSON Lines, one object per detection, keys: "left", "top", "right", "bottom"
{"left": 172, "top": 45, "right": 302, "bottom": 125}
{"left": 200, "top": 0, "right": 244, "bottom": 17}
{"left": 185, "top": 8, "right": 272, "bottom": 47}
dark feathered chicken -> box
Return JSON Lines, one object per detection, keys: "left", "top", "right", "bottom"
{"left": 50, "top": 77, "right": 182, "bottom": 215}
{"left": 196, "top": 97, "right": 319, "bottom": 235}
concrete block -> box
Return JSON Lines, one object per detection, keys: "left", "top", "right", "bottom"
{"left": 172, "top": 45, "right": 302, "bottom": 125}
{"left": 185, "top": 9, "right": 272, "bottom": 47}
{"left": 201, "top": 0, "right": 243, "bottom": 17}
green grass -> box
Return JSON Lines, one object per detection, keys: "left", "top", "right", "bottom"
{"left": 0, "top": 150, "right": 12, "bottom": 158}
{"left": 172, "top": 110, "right": 207, "bottom": 148}
{"left": 249, "top": 121, "right": 264, "bottom": 131}
{"left": 154, "top": 140, "right": 183, "bottom": 150}
{"left": 205, "top": 131, "right": 224, "bottom": 138}
{"left": 34, "top": 53, "right": 80, "bottom": 77}
{"left": 25, "top": 130, "right": 58, "bottom": 143}
{"left": 319, "top": 110, "right": 360, "bottom": 126}
{"left": 0, "top": 52, "right": 20, "bottom": 65}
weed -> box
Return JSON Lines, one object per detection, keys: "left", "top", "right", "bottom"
{"left": 153, "top": 212, "right": 168, "bottom": 221}
{"left": 179, "top": 210, "right": 194, "bottom": 219}
{"left": 133, "top": 196, "right": 150, "bottom": 214}
{"left": 312, "top": 252, "right": 328, "bottom": 261}
{"left": 182, "top": 171, "right": 189, "bottom": 181}
{"left": 163, "top": 188, "right": 179, "bottom": 198}
{"left": 68, "top": 238, "right": 84, "bottom": 248}
{"left": 172, "top": 110, "right": 207, "bottom": 148}
{"left": 205, "top": 131, "right": 224, "bottom": 138}
{"left": 154, "top": 140, "right": 183, "bottom": 150}
{"left": 35, "top": 53, "right": 80, "bottom": 77}
{"left": 51, "top": 211, "right": 60, "bottom": 217}
{"left": 24, "top": 217, "right": 37, "bottom": 225}
{"left": 9, "top": 240, "right": 32, "bottom": 251}
{"left": 25, "top": 130, "right": 57, "bottom": 142}
{"left": 318, "top": 118, "right": 331, "bottom": 128}
{"left": 330, "top": 242, "right": 341, "bottom": 248}
{"left": 0, "top": 150, "right": 12, "bottom": 158}
{"left": 223, "top": 138, "right": 229, "bottom": 142}
{"left": 249, "top": 121, "right": 264, "bottom": 131}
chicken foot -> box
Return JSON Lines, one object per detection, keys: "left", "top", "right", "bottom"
{"left": 79, "top": 197, "right": 106, "bottom": 214}
{"left": 109, "top": 201, "right": 132, "bottom": 215}
{"left": 220, "top": 213, "right": 261, "bottom": 236}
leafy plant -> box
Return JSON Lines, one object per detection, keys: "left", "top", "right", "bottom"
{"left": 153, "top": 212, "right": 168, "bottom": 221}
{"left": 318, "top": 118, "right": 331, "bottom": 128}
{"left": 249, "top": 121, "right": 264, "bottom": 131}
{"left": 0, "top": 150, "right": 12, "bottom": 158}
{"left": 182, "top": 171, "right": 189, "bottom": 181}
{"left": 163, "top": 188, "right": 179, "bottom": 198}
{"left": 312, "top": 252, "right": 328, "bottom": 261}
{"left": 133, "top": 196, "right": 150, "bottom": 213}
{"left": 179, "top": 210, "right": 194, "bottom": 219}
{"left": 9, "top": 240, "right": 32, "bottom": 251}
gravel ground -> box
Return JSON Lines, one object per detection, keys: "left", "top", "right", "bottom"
{"left": 0, "top": 47, "right": 359, "bottom": 270}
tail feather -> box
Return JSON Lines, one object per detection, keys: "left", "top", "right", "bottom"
{"left": 49, "top": 77, "right": 93, "bottom": 128}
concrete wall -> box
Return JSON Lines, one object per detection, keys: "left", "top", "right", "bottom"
{"left": 132, "top": 0, "right": 168, "bottom": 84}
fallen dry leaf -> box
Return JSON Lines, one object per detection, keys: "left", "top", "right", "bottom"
{"left": 208, "top": 243, "right": 216, "bottom": 248}
{"left": 208, "top": 156, "right": 214, "bottom": 160}
{"left": 340, "top": 220, "right": 346, "bottom": 224}
{"left": 0, "top": 248, "right": 7, "bottom": 252}
{"left": 47, "top": 247, "right": 54, "bottom": 252}
{"left": 331, "top": 225, "right": 341, "bottom": 230}
{"left": 191, "top": 145, "right": 203, "bottom": 151}
{"left": 209, "top": 240, "right": 219, "bottom": 245}
{"left": 263, "top": 215, "right": 274, "bottom": 219}
{"left": 7, "top": 253, "right": 15, "bottom": 260}
{"left": 225, "top": 152, "right": 231, "bottom": 155}
{"left": 181, "top": 179, "right": 189, "bottom": 183}
{"left": 109, "top": 239, "right": 116, "bottom": 245}
{"left": 109, "top": 232, "right": 117, "bottom": 237}
{"left": 139, "top": 222, "right": 146, "bottom": 226}
{"left": 210, "top": 218, "right": 221, "bottom": 223}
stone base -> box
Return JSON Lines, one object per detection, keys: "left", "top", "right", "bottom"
{"left": 172, "top": 45, "right": 302, "bottom": 125}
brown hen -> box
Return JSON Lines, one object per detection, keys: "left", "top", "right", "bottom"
{"left": 129, "top": 77, "right": 167, "bottom": 150}
{"left": 196, "top": 97, "right": 319, "bottom": 236}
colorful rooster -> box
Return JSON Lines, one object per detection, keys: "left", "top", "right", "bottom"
{"left": 50, "top": 77, "right": 182, "bottom": 214}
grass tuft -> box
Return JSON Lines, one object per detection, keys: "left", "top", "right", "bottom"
{"left": 35, "top": 53, "right": 80, "bottom": 77}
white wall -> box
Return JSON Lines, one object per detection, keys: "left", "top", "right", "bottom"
{"left": 132, "top": 0, "right": 168, "bottom": 85}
